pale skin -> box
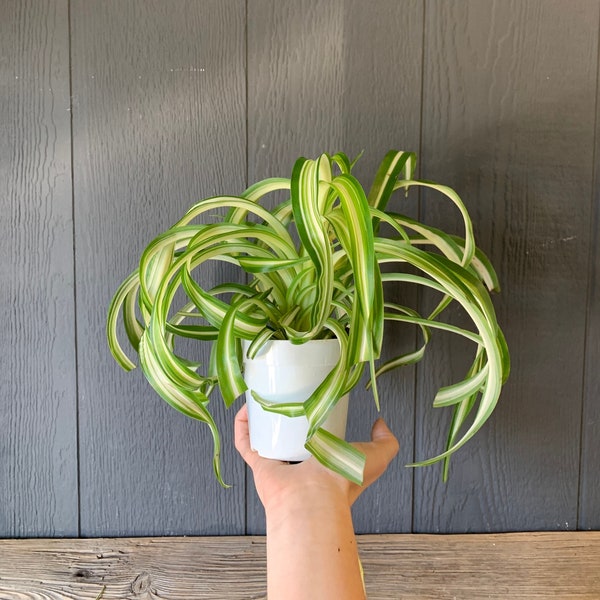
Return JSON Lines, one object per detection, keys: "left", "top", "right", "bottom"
{"left": 234, "top": 404, "right": 400, "bottom": 600}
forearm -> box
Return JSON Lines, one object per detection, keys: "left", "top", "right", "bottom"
{"left": 265, "top": 491, "right": 365, "bottom": 600}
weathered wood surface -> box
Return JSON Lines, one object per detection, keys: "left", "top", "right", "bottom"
{"left": 414, "top": 0, "right": 599, "bottom": 532}
{"left": 580, "top": 0, "right": 600, "bottom": 530}
{"left": 0, "top": 533, "right": 598, "bottom": 599}
{"left": 0, "top": 0, "right": 78, "bottom": 537}
{"left": 70, "top": 0, "right": 247, "bottom": 537}
{"left": 2, "top": 0, "right": 600, "bottom": 540}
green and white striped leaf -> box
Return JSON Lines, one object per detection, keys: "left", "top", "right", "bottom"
{"left": 138, "top": 332, "right": 227, "bottom": 487}
{"left": 393, "top": 179, "right": 475, "bottom": 267}
{"left": 433, "top": 363, "right": 489, "bottom": 408}
{"left": 290, "top": 155, "right": 335, "bottom": 337}
{"left": 107, "top": 149, "right": 509, "bottom": 485}
{"left": 304, "top": 320, "right": 350, "bottom": 438}
{"left": 251, "top": 391, "right": 306, "bottom": 418}
{"left": 216, "top": 291, "right": 274, "bottom": 407}
{"left": 107, "top": 269, "right": 143, "bottom": 371}
{"left": 305, "top": 428, "right": 366, "bottom": 485}
{"left": 368, "top": 149, "right": 416, "bottom": 211}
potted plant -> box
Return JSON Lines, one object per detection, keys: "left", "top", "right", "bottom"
{"left": 107, "top": 150, "right": 509, "bottom": 486}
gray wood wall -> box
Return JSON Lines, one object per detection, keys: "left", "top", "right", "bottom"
{"left": 2, "top": 0, "right": 598, "bottom": 537}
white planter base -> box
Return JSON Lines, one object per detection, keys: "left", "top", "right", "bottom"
{"left": 243, "top": 339, "right": 349, "bottom": 462}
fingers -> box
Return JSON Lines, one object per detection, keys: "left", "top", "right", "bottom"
{"left": 236, "top": 403, "right": 398, "bottom": 499}
{"left": 234, "top": 404, "right": 260, "bottom": 469}
{"left": 358, "top": 418, "right": 399, "bottom": 490}
{"left": 371, "top": 418, "right": 399, "bottom": 448}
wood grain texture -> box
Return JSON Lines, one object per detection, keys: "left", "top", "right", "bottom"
{"left": 246, "top": 0, "right": 424, "bottom": 536}
{"left": 359, "top": 532, "right": 600, "bottom": 599}
{"left": 3, "top": 0, "right": 600, "bottom": 540}
{"left": 0, "top": 0, "right": 78, "bottom": 537}
{"left": 70, "top": 0, "right": 247, "bottom": 536}
{"left": 414, "top": 0, "right": 599, "bottom": 532}
{"left": 579, "top": 40, "right": 600, "bottom": 529}
{"left": 0, "top": 533, "right": 598, "bottom": 599}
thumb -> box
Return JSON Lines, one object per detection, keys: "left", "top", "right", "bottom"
{"left": 371, "top": 417, "right": 398, "bottom": 443}
{"left": 359, "top": 418, "right": 400, "bottom": 490}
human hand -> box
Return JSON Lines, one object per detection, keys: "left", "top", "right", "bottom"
{"left": 234, "top": 403, "right": 399, "bottom": 513}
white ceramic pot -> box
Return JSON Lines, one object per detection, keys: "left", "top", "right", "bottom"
{"left": 242, "top": 339, "right": 349, "bottom": 462}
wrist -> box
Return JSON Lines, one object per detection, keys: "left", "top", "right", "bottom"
{"left": 263, "top": 482, "right": 349, "bottom": 523}
{"left": 264, "top": 484, "right": 364, "bottom": 600}
{"left": 265, "top": 485, "right": 355, "bottom": 563}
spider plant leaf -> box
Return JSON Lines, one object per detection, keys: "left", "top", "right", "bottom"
{"left": 368, "top": 207, "right": 411, "bottom": 242}
{"left": 305, "top": 428, "right": 366, "bottom": 486}
{"left": 442, "top": 391, "right": 480, "bottom": 482}
{"left": 348, "top": 150, "right": 364, "bottom": 170}
{"left": 189, "top": 222, "right": 298, "bottom": 262}
{"left": 216, "top": 291, "right": 274, "bottom": 407}
{"left": 238, "top": 255, "right": 309, "bottom": 273}
{"left": 139, "top": 333, "right": 209, "bottom": 413}
{"left": 243, "top": 177, "right": 291, "bottom": 203}
{"left": 388, "top": 241, "right": 496, "bottom": 324}
{"left": 291, "top": 155, "right": 334, "bottom": 336}
{"left": 394, "top": 179, "right": 475, "bottom": 267}
{"left": 375, "top": 347, "right": 426, "bottom": 373}
{"left": 279, "top": 305, "right": 302, "bottom": 331}
{"left": 368, "top": 150, "right": 416, "bottom": 211}
{"left": 341, "top": 362, "right": 365, "bottom": 396}
{"left": 208, "top": 338, "right": 219, "bottom": 380}
{"left": 369, "top": 306, "right": 432, "bottom": 382}
{"left": 145, "top": 245, "right": 273, "bottom": 391}
{"left": 178, "top": 195, "right": 295, "bottom": 251}
{"left": 124, "top": 284, "right": 144, "bottom": 350}
{"left": 450, "top": 235, "right": 500, "bottom": 291}
{"left": 245, "top": 327, "right": 279, "bottom": 359}
{"left": 331, "top": 151, "right": 352, "bottom": 174}
{"left": 270, "top": 198, "right": 294, "bottom": 227}
{"left": 208, "top": 282, "right": 264, "bottom": 299}
{"left": 284, "top": 264, "right": 317, "bottom": 313}
{"left": 439, "top": 349, "right": 487, "bottom": 478}
{"left": 165, "top": 323, "right": 219, "bottom": 340}
{"left": 137, "top": 226, "right": 199, "bottom": 315}
{"left": 433, "top": 363, "right": 489, "bottom": 407}
{"left": 181, "top": 261, "right": 271, "bottom": 337}
{"left": 139, "top": 332, "right": 228, "bottom": 486}
{"left": 376, "top": 241, "right": 505, "bottom": 465}
{"left": 224, "top": 177, "right": 291, "bottom": 224}
{"left": 497, "top": 327, "right": 511, "bottom": 383}
{"left": 371, "top": 263, "right": 385, "bottom": 358}
{"left": 183, "top": 221, "right": 299, "bottom": 301}
{"left": 145, "top": 242, "right": 175, "bottom": 301}
{"left": 183, "top": 223, "right": 296, "bottom": 305}
{"left": 388, "top": 213, "right": 464, "bottom": 263}
{"left": 108, "top": 149, "right": 509, "bottom": 485}
{"left": 328, "top": 174, "right": 381, "bottom": 363}
{"left": 251, "top": 390, "right": 306, "bottom": 417}
{"left": 107, "top": 269, "right": 142, "bottom": 371}
{"left": 381, "top": 303, "right": 483, "bottom": 344}
{"left": 183, "top": 273, "right": 266, "bottom": 334}
{"left": 304, "top": 320, "right": 349, "bottom": 438}
{"left": 329, "top": 174, "right": 376, "bottom": 313}
{"left": 145, "top": 286, "right": 208, "bottom": 391}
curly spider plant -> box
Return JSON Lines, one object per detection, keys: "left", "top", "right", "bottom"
{"left": 107, "top": 150, "right": 509, "bottom": 486}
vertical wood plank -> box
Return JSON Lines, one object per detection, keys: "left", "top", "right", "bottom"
{"left": 71, "top": 0, "right": 247, "bottom": 536}
{"left": 247, "top": 0, "right": 423, "bottom": 534}
{"left": 579, "top": 30, "right": 600, "bottom": 528}
{"left": 415, "top": 0, "right": 598, "bottom": 532}
{"left": 0, "top": 0, "right": 78, "bottom": 536}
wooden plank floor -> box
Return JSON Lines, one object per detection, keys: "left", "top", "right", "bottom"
{"left": 0, "top": 532, "right": 598, "bottom": 599}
